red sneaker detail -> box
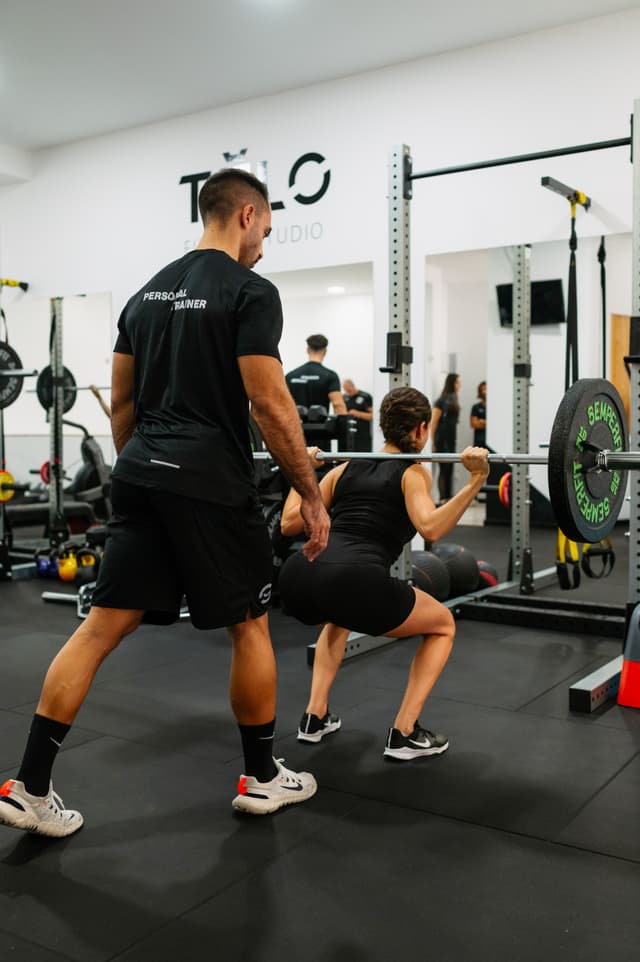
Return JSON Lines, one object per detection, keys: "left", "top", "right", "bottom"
{"left": 0, "top": 780, "right": 16, "bottom": 797}
{"left": 237, "top": 776, "right": 248, "bottom": 795}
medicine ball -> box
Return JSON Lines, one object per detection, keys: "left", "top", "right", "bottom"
{"left": 477, "top": 559, "right": 499, "bottom": 589}
{"left": 410, "top": 550, "right": 450, "bottom": 602}
{"left": 431, "top": 542, "right": 480, "bottom": 598}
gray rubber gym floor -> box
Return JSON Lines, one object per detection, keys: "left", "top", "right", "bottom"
{"left": 1, "top": 523, "right": 639, "bottom": 962}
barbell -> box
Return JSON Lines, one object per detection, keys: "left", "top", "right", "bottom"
{"left": 255, "top": 378, "right": 630, "bottom": 545}
{"left": 30, "top": 367, "right": 110, "bottom": 413}
{"left": 1, "top": 347, "right": 111, "bottom": 413}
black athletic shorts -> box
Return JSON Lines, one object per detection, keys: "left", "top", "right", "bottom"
{"left": 279, "top": 552, "right": 416, "bottom": 637}
{"left": 91, "top": 478, "right": 273, "bottom": 629}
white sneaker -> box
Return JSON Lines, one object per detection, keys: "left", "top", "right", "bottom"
{"left": 297, "top": 711, "right": 342, "bottom": 744}
{"left": 0, "top": 779, "right": 84, "bottom": 838}
{"left": 232, "top": 758, "right": 317, "bottom": 815}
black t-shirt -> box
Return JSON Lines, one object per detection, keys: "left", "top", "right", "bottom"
{"left": 471, "top": 400, "right": 486, "bottom": 447}
{"left": 285, "top": 361, "right": 340, "bottom": 410}
{"left": 344, "top": 390, "right": 373, "bottom": 414}
{"left": 320, "top": 459, "right": 416, "bottom": 568}
{"left": 434, "top": 393, "right": 459, "bottom": 450}
{"left": 112, "top": 248, "right": 282, "bottom": 506}
{"left": 343, "top": 389, "right": 373, "bottom": 449}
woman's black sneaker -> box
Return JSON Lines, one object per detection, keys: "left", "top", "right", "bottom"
{"left": 297, "top": 711, "right": 342, "bottom": 743}
{"left": 383, "top": 723, "right": 449, "bottom": 760}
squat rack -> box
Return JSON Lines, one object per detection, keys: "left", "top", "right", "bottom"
{"left": 313, "top": 105, "right": 640, "bottom": 702}
{"left": 387, "top": 106, "right": 640, "bottom": 713}
{"left": 387, "top": 123, "right": 633, "bottom": 590}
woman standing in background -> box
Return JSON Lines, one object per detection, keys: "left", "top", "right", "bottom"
{"left": 430, "top": 373, "right": 460, "bottom": 504}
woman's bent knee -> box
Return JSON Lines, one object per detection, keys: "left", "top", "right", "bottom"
{"left": 440, "top": 607, "right": 455, "bottom": 639}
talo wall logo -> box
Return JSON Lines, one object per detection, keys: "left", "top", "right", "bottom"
{"left": 180, "top": 150, "right": 331, "bottom": 223}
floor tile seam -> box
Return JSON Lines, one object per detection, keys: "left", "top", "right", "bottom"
{"left": 514, "top": 655, "right": 613, "bottom": 711}
{"left": 543, "top": 832, "right": 640, "bottom": 867}
{"left": 90, "top": 653, "right": 226, "bottom": 692}
{"left": 360, "top": 683, "right": 497, "bottom": 710}
{"left": 0, "top": 734, "right": 112, "bottom": 779}
{"left": 303, "top": 784, "right": 640, "bottom": 863}
{"left": 102, "top": 794, "right": 367, "bottom": 962}
{"left": 357, "top": 683, "right": 640, "bottom": 734}
{"left": 551, "top": 747, "right": 640, "bottom": 835}
{"left": 0, "top": 708, "right": 107, "bottom": 745}
{"left": 345, "top": 684, "right": 547, "bottom": 716}
{"left": 516, "top": 701, "right": 640, "bottom": 732}
{"left": 0, "top": 925, "right": 76, "bottom": 962}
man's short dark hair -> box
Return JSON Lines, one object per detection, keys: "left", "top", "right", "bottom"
{"left": 307, "top": 334, "right": 328, "bottom": 352}
{"left": 198, "top": 169, "right": 270, "bottom": 226}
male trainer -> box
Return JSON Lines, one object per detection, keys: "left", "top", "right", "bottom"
{"left": 286, "top": 334, "right": 346, "bottom": 446}
{"left": 0, "top": 169, "right": 329, "bottom": 835}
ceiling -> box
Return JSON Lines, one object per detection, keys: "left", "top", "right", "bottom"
{"left": 0, "top": 0, "right": 638, "bottom": 151}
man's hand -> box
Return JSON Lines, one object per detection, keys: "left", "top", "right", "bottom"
{"left": 300, "top": 495, "right": 330, "bottom": 561}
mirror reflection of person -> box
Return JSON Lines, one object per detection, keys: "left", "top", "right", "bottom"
{"left": 342, "top": 378, "right": 373, "bottom": 451}
{"left": 430, "top": 373, "right": 460, "bottom": 505}
{"left": 470, "top": 381, "right": 486, "bottom": 447}
{"left": 285, "top": 334, "right": 346, "bottom": 445}
{"left": 285, "top": 335, "right": 347, "bottom": 416}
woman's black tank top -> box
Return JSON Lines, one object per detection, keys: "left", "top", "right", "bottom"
{"left": 320, "top": 459, "right": 417, "bottom": 567}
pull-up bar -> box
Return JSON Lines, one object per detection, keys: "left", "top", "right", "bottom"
{"left": 409, "top": 135, "right": 631, "bottom": 183}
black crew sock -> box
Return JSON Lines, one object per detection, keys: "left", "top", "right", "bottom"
{"left": 16, "top": 713, "right": 71, "bottom": 797}
{"left": 238, "top": 719, "right": 278, "bottom": 782}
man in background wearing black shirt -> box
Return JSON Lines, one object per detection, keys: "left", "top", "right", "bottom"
{"left": 286, "top": 334, "right": 346, "bottom": 445}
{"left": 342, "top": 378, "right": 373, "bottom": 450}
{"left": 0, "top": 170, "right": 329, "bottom": 836}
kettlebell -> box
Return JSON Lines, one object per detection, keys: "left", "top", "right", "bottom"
{"left": 35, "top": 548, "right": 58, "bottom": 578}
{"left": 57, "top": 545, "right": 78, "bottom": 582}
{"left": 75, "top": 546, "right": 99, "bottom": 584}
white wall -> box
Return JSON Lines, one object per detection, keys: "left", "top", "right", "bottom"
{"left": 264, "top": 262, "right": 375, "bottom": 395}
{"left": 425, "top": 250, "right": 490, "bottom": 451}
{"left": 2, "top": 8, "right": 640, "bottom": 481}
{"left": 276, "top": 293, "right": 374, "bottom": 392}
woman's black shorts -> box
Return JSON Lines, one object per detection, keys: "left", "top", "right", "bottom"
{"left": 279, "top": 552, "right": 416, "bottom": 637}
{"left": 91, "top": 478, "right": 273, "bottom": 629}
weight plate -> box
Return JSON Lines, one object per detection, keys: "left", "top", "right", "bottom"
{"left": 548, "top": 378, "right": 628, "bottom": 543}
{"left": 0, "top": 470, "right": 15, "bottom": 502}
{"left": 0, "top": 341, "right": 25, "bottom": 410}
{"left": 36, "top": 365, "right": 77, "bottom": 413}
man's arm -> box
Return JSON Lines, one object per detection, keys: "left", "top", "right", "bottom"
{"left": 238, "top": 355, "right": 330, "bottom": 560}
{"left": 470, "top": 403, "right": 486, "bottom": 430}
{"left": 347, "top": 408, "right": 373, "bottom": 421}
{"left": 328, "top": 389, "right": 347, "bottom": 415}
{"left": 470, "top": 414, "right": 486, "bottom": 429}
{"left": 111, "top": 352, "right": 136, "bottom": 454}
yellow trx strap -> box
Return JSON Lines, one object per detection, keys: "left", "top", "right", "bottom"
{"left": 556, "top": 530, "right": 581, "bottom": 590}
{"left": 581, "top": 537, "right": 616, "bottom": 579}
